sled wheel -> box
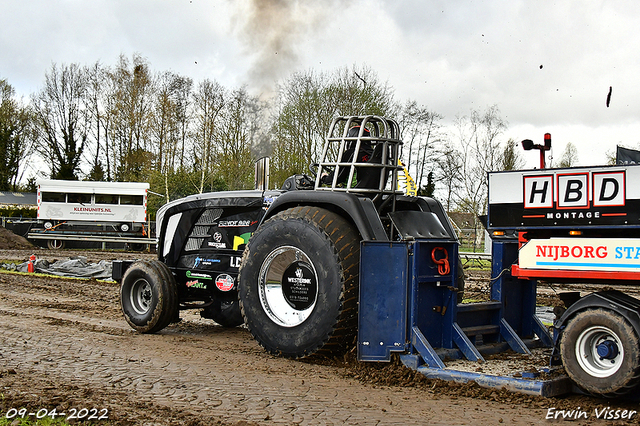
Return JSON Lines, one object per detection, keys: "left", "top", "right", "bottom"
{"left": 560, "top": 308, "right": 640, "bottom": 396}
{"left": 120, "top": 260, "right": 178, "bottom": 333}
{"left": 47, "top": 239, "right": 64, "bottom": 250}
{"left": 239, "top": 206, "right": 360, "bottom": 358}
{"left": 201, "top": 298, "right": 244, "bottom": 327}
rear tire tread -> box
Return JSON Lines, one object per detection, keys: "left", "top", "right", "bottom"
{"left": 239, "top": 206, "right": 361, "bottom": 358}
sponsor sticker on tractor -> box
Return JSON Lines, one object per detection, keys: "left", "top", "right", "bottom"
{"left": 186, "top": 280, "right": 206, "bottom": 289}
{"left": 215, "top": 274, "right": 235, "bottom": 291}
{"left": 186, "top": 271, "right": 212, "bottom": 280}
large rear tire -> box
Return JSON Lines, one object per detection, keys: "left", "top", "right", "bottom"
{"left": 239, "top": 206, "right": 360, "bottom": 358}
{"left": 560, "top": 308, "right": 640, "bottom": 396}
{"left": 120, "top": 260, "right": 178, "bottom": 333}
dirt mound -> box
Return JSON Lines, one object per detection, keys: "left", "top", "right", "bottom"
{"left": 0, "top": 225, "right": 33, "bottom": 249}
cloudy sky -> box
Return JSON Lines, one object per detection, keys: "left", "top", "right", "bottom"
{"left": 2, "top": 0, "right": 639, "bottom": 168}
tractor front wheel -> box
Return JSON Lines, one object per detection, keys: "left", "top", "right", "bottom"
{"left": 120, "top": 260, "right": 178, "bottom": 333}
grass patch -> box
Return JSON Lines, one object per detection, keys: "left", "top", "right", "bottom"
{"left": 0, "top": 258, "right": 25, "bottom": 265}
{"left": 0, "top": 416, "right": 71, "bottom": 426}
{"left": 461, "top": 258, "right": 491, "bottom": 270}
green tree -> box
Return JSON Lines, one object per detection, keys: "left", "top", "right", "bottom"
{"left": 215, "top": 87, "right": 257, "bottom": 190}
{"left": 31, "top": 63, "right": 88, "bottom": 180}
{"left": 500, "top": 138, "right": 525, "bottom": 171}
{"left": 417, "top": 171, "right": 436, "bottom": 197}
{"left": 107, "top": 54, "right": 155, "bottom": 182}
{"left": 270, "top": 65, "right": 395, "bottom": 187}
{"left": 0, "top": 79, "right": 32, "bottom": 190}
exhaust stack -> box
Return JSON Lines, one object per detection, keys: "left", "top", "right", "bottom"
{"left": 255, "top": 157, "right": 270, "bottom": 190}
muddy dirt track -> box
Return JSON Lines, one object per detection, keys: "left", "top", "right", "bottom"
{"left": 1, "top": 248, "right": 640, "bottom": 425}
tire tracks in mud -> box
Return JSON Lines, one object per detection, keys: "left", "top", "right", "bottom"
{"left": 0, "top": 263, "right": 572, "bottom": 425}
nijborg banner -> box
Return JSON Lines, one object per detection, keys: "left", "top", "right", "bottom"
{"left": 519, "top": 237, "right": 640, "bottom": 272}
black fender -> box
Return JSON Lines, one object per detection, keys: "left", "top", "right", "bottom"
{"left": 262, "top": 191, "right": 388, "bottom": 241}
{"left": 552, "top": 290, "right": 640, "bottom": 361}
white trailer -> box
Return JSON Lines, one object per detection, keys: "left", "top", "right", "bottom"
{"left": 36, "top": 179, "right": 149, "bottom": 233}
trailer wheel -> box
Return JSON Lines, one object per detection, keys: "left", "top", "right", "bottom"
{"left": 201, "top": 299, "right": 244, "bottom": 327}
{"left": 120, "top": 260, "right": 178, "bottom": 333}
{"left": 129, "top": 243, "right": 146, "bottom": 252}
{"left": 47, "top": 239, "right": 64, "bottom": 250}
{"left": 239, "top": 206, "right": 360, "bottom": 358}
{"left": 560, "top": 308, "right": 640, "bottom": 396}
{"left": 120, "top": 223, "right": 131, "bottom": 232}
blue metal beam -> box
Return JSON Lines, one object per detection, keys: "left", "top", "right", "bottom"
{"left": 451, "top": 323, "right": 485, "bottom": 362}
{"left": 415, "top": 366, "right": 572, "bottom": 397}
{"left": 411, "top": 326, "right": 446, "bottom": 369}
{"left": 500, "top": 318, "right": 532, "bottom": 355}
{"left": 532, "top": 315, "right": 553, "bottom": 347}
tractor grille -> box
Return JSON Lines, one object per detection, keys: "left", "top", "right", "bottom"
{"left": 197, "top": 208, "right": 223, "bottom": 224}
{"left": 184, "top": 208, "right": 224, "bottom": 251}
{"left": 185, "top": 237, "right": 204, "bottom": 251}
{"left": 190, "top": 225, "right": 210, "bottom": 237}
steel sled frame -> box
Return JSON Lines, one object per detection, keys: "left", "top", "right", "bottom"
{"left": 357, "top": 238, "right": 572, "bottom": 397}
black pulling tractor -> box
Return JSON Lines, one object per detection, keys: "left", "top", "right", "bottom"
{"left": 114, "top": 116, "right": 640, "bottom": 397}
{"left": 113, "top": 115, "right": 461, "bottom": 358}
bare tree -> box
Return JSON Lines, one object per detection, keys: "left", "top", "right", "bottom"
{"left": 434, "top": 143, "right": 463, "bottom": 212}
{"left": 455, "top": 105, "right": 507, "bottom": 215}
{"left": 558, "top": 141, "right": 579, "bottom": 168}
{"left": 172, "top": 75, "right": 193, "bottom": 169}
{"left": 397, "top": 100, "right": 443, "bottom": 189}
{"left": 271, "top": 70, "right": 325, "bottom": 185}
{"left": 31, "top": 63, "right": 88, "bottom": 180}
{"left": 84, "top": 61, "right": 108, "bottom": 181}
{"left": 192, "top": 79, "right": 225, "bottom": 194}
{"left": 452, "top": 105, "right": 507, "bottom": 250}
{"left": 215, "top": 87, "right": 258, "bottom": 190}
{"left": 152, "top": 71, "right": 181, "bottom": 174}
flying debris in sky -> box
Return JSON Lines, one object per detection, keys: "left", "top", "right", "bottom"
{"left": 606, "top": 86, "right": 612, "bottom": 107}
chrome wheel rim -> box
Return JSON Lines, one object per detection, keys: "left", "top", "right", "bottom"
{"left": 258, "top": 246, "right": 318, "bottom": 327}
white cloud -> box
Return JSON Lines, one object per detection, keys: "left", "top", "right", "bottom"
{"left": 2, "top": 0, "right": 640, "bottom": 167}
